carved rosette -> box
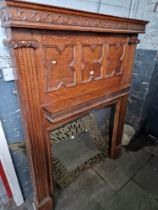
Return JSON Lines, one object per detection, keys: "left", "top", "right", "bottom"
{"left": 4, "top": 40, "right": 39, "bottom": 49}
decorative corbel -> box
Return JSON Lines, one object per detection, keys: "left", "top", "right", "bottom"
{"left": 3, "top": 40, "right": 39, "bottom": 49}
{"left": 128, "top": 37, "right": 140, "bottom": 45}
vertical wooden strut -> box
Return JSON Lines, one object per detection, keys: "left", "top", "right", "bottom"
{"left": 7, "top": 40, "right": 53, "bottom": 210}
{"left": 111, "top": 95, "right": 129, "bottom": 158}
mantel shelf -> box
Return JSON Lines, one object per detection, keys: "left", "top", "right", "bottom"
{"left": 43, "top": 87, "right": 130, "bottom": 124}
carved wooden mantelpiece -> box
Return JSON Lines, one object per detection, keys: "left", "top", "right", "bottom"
{"left": 0, "top": 1, "right": 147, "bottom": 210}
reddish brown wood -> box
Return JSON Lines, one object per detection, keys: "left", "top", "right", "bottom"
{"left": 14, "top": 46, "right": 53, "bottom": 210}
{"left": 0, "top": 1, "right": 147, "bottom": 210}
{"left": 110, "top": 95, "right": 129, "bottom": 158}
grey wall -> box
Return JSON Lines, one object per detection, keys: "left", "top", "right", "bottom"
{"left": 0, "top": 0, "right": 158, "bottom": 199}
{"left": 143, "top": 53, "right": 158, "bottom": 137}
{"left": 126, "top": 49, "right": 158, "bottom": 130}
{"left": 125, "top": 0, "right": 158, "bottom": 130}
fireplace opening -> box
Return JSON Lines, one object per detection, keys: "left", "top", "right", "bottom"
{"left": 50, "top": 106, "right": 114, "bottom": 191}
{"left": 8, "top": 105, "right": 116, "bottom": 208}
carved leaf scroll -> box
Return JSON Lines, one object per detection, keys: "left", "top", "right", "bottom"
{"left": 4, "top": 40, "right": 39, "bottom": 49}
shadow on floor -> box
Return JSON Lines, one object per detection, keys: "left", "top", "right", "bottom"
{"left": 125, "top": 132, "right": 158, "bottom": 152}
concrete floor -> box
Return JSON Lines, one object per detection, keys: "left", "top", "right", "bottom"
{"left": 5, "top": 145, "right": 158, "bottom": 210}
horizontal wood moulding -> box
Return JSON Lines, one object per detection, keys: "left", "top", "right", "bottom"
{"left": 0, "top": 0, "right": 148, "bottom": 33}
{"left": 44, "top": 87, "right": 130, "bottom": 124}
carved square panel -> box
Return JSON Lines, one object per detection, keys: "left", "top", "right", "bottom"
{"left": 106, "top": 43, "right": 126, "bottom": 77}
{"left": 43, "top": 45, "right": 76, "bottom": 92}
{"left": 81, "top": 44, "right": 103, "bottom": 83}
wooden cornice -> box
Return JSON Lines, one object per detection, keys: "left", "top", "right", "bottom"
{"left": 0, "top": 0, "right": 148, "bottom": 33}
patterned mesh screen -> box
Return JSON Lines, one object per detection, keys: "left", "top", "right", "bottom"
{"left": 50, "top": 107, "right": 111, "bottom": 188}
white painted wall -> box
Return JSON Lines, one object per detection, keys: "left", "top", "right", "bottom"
{"left": 138, "top": 0, "right": 158, "bottom": 50}
{"left": 25, "top": 0, "right": 140, "bottom": 17}
{"left": 0, "top": 121, "right": 24, "bottom": 206}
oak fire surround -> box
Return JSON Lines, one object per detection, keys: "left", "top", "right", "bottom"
{"left": 0, "top": 1, "right": 147, "bottom": 209}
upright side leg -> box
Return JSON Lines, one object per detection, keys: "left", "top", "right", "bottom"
{"left": 110, "top": 95, "right": 129, "bottom": 159}
{"left": 14, "top": 46, "right": 54, "bottom": 210}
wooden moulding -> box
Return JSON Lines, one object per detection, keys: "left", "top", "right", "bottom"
{"left": 0, "top": 0, "right": 148, "bottom": 33}
{"left": 44, "top": 87, "right": 130, "bottom": 124}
